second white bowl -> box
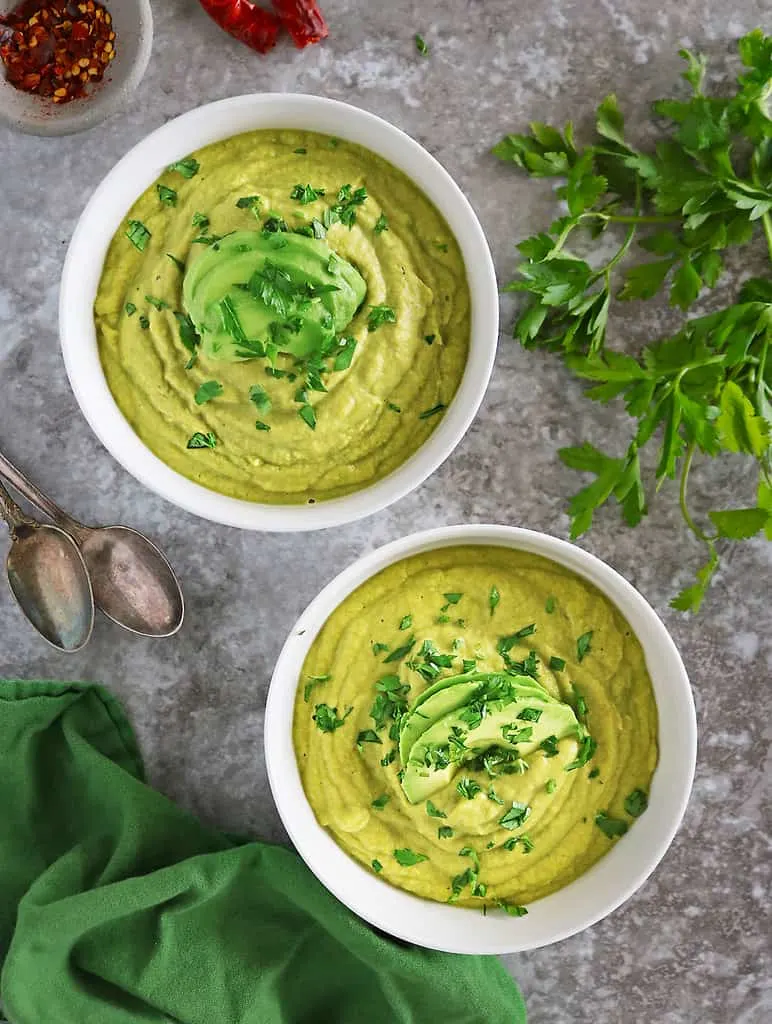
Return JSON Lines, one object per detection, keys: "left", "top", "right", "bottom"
{"left": 264, "top": 525, "right": 697, "bottom": 954}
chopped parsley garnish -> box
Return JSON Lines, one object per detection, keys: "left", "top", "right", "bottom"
{"left": 367, "top": 305, "right": 397, "bottom": 332}
{"left": 399, "top": 614, "right": 412, "bottom": 631}
{"left": 393, "top": 848, "right": 428, "bottom": 867}
{"left": 167, "top": 254, "right": 186, "bottom": 272}
{"left": 192, "top": 212, "right": 210, "bottom": 230}
{"left": 371, "top": 859, "right": 383, "bottom": 873}
{"left": 487, "top": 787, "right": 504, "bottom": 805}
{"left": 298, "top": 405, "right": 317, "bottom": 430}
{"left": 588, "top": 767, "right": 600, "bottom": 779}
{"left": 333, "top": 336, "right": 357, "bottom": 372}
{"left": 546, "top": 778, "right": 557, "bottom": 794}
{"left": 419, "top": 404, "right": 446, "bottom": 419}
{"left": 624, "top": 788, "right": 648, "bottom": 817}
{"left": 424, "top": 334, "right": 435, "bottom": 345}
{"left": 290, "top": 183, "right": 326, "bottom": 204}
{"left": 236, "top": 195, "right": 261, "bottom": 213}
{"left": 156, "top": 184, "right": 177, "bottom": 207}
{"left": 426, "top": 800, "right": 446, "bottom": 819}
{"left": 497, "top": 901, "right": 528, "bottom": 917}
{"left": 371, "top": 793, "right": 390, "bottom": 810}
{"left": 383, "top": 635, "right": 416, "bottom": 663}
{"left": 313, "top": 703, "right": 352, "bottom": 733}
{"left": 126, "top": 219, "right": 150, "bottom": 251}
{"left": 415, "top": 33, "right": 428, "bottom": 56}
{"left": 434, "top": 242, "right": 449, "bottom": 253}
{"left": 218, "top": 296, "right": 247, "bottom": 343}
{"left": 174, "top": 312, "right": 200, "bottom": 354}
{"left": 145, "top": 295, "right": 168, "bottom": 311}
{"left": 372, "top": 642, "right": 389, "bottom": 655}
{"left": 438, "top": 825, "right": 454, "bottom": 839}
{"left": 497, "top": 624, "right": 537, "bottom": 654}
{"left": 499, "top": 801, "right": 531, "bottom": 830}
{"left": 549, "top": 656, "right": 566, "bottom": 672}
{"left": 138, "top": 316, "right": 150, "bottom": 330}
{"left": 186, "top": 431, "right": 216, "bottom": 450}
{"left": 489, "top": 586, "right": 500, "bottom": 616}
{"left": 256, "top": 421, "right": 271, "bottom": 432}
{"left": 517, "top": 707, "right": 542, "bottom": 723}
{"left": 380, "top": 749, "right": 396, "bottom": 767}
{"left": 540, "top": 735, "right": 560, "bottom": 758}
{"left": 436, "top": 613, "right": 450, "bottom": 624}
{"left": 194, "top": 380, "right": 223, "bottom": 405}
{"left": 324, "top": 184, "right": 368, "bottom": 228}
{"left": 566, "top": 732, "right": 597, "bottom": 772}
{"left": 545, "top": 596, "right": 556, "bottom": 613}
{"left": 576, "top": 630, "right": 594, "bottom": 662}
{"left": 520, "top": 834, "right": 535, "bottom": 853}
{"left": 294, "top": 147, "right": 307, "bottom": 155}
{"left": 571, "top": 682, "right": 588, "bottom": 719}
{"left": 125, "top": 302, "right": 137, "bottom": 316}
{"left": 357, "top": 730, "right": 383, "bottom": 750}
{"left": 168, "top": 157, "right": 200, "bottom": 179}
{"left": 249, "top": 384, "right": 272, "bottom": 414}
{"left": 263, "top": 215, "right": 289, "bottom": 234}
{"left": 303, "top": 674, "right": 330, "bottom": 702}
{"left": 462, "top": 659, "right": 477, "bottom": 673}
{"left": 502, "top": 837, "right": 519, "bottom": 851}
{"left": 441, "top": 593, "right": 463, "bottom": 610}
{"left": 595, "top": 812, "right": 629, "bottom": 839}
{"left": 192, "top": 235, "right": 222, "bottom": 246}
{"left": 374, "top": 213, "right": 389, "bottom": 234}
{"left": 501, "top": 724, "right": 533, "bottom": 745}
{"left": 456, "top": 777, "right": 481, "bottom": 800}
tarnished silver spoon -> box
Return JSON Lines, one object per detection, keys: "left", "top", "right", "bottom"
{"left": 0, "top": 450, "right": 184, "bottom": 639}
{"left": 0, "top": 479, "right": 94, "bottom": 652}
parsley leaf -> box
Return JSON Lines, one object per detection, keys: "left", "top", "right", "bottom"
{"left": 367, "top": 305, "right": 397, "bottom": 332}
{"left": 576, "top": 631, "right": 593, "bottom": 662}
{"left": 194, "top": 381, "right": 223, "bottom": 405}
{"left": 595, "top": 811, "right": 629, "bottom": 839}
{"left": 126, "top": 220, "right": 150, "bottom": 251}
{"left": 168, "top": 157, "right": 200, "bottom": 179}
{"left": 290, "top": 184, "right": 326, "bottom": 204}
{"left": 371, "top": 793, "right": 390, "bottom": 809}
{"left": 438, "top": 825, "right": 454, "bottom": 839}
{"left": 456, "top": 777, "right": 481, "bottom": 800}
{"left": 488, "top": 585, "right": 500, "bottom": 616}
{"left": 624, "top": 788, "right": 649, "bottom": 817}
{"left": 415, "top": 33, "right": 429, "bottom": 56}
{"left": 313, "top": 703, "right": 352, "bottom": 733}
{"left": 186, "top": 431, "right": 216, "bottom": 450}
{"left": 374, "top": 213, "right": 389, "bottom": 234}
{"left": 249, "top": 384, "right": 272, "bottom": 414}
{"left": 499, "top": 801, "right": 531, "bottom": 830}
{"left": 156, "top": 184, "right": 177, "bottom": 207}
{"left": 393, "top": 848, "right": 428, "bottom": 866}
{"left": 426, "top": 800, "right": 447, "bottom": 818}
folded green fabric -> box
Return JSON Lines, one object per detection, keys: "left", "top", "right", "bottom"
{"left": 0, "top": 680, "right": 526, "bottom": 1024}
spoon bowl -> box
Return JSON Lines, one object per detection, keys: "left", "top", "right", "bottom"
{"left": 79, "top": 525, "right": 184, "bottom": 637}
{"left": 5, "top": 521, "right": 94, "bottom": 653}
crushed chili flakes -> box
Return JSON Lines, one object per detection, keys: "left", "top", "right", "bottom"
{"left": 0, "top": 0, "right": 117, "bottom": 103}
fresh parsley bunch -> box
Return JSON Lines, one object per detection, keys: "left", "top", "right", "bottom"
{"left": 495, "top": 30, "right": 772, "bottom": 611}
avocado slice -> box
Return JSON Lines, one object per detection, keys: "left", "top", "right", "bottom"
{"left": 182, "top": 230, "right": 366, "bottom": 362}
{"left": 401, "top": 695, "right": 579, "bottom": 804}
{"left": 398, "top": 670, "right": 558, "bottom": 765}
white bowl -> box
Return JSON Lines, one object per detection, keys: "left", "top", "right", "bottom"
{"left": 0, "top": 0, "right": 153, "bottom": 136}
{"left": 59, "top": 94, "right": 499, "bottom": 531}
{"left": 264, "top": 524, "right": 697, "bottom": 954}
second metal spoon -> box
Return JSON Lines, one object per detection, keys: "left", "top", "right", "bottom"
{"left": 0, "top": 450, "right": 184, "bottom": 639}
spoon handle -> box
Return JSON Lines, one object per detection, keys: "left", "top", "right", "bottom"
{"left": 0, "top": 478, "right": 35, "bottom": 533}
{"left": 0, "top": 450, "right": 78, "bottom": 532}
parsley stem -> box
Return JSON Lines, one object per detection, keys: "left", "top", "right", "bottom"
{"left": 761, "top": 212, "right": 772, "bottom": 264}
{"left": 679, "top": 442, "right": 712, "bottom": 543}
{"left": 599, "top": 214, "right": 676, "bottom": 225}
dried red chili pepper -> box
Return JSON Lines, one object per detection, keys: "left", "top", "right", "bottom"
{"left": 0, "top": 0, "right": 116, "bottom": 103}
{"left": 271, "top": 0, "right": 328, "bottom": 49}
{"left": 198, "top": 0, "right": 280, "bottom": 55}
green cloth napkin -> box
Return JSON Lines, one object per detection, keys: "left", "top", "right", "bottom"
{"left": 0, "top": 680, "right": 526, "bottom": 1024}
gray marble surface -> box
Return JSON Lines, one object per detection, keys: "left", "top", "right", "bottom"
{"left": 1, "top": 1, "right": 770, "bottom": 1021}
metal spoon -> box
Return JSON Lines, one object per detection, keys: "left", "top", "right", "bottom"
{"left": 0, "top": 451, "right": 184, "bottom": 639}
{"left": 0, "top": 479, "right": 94, "bottom": 652}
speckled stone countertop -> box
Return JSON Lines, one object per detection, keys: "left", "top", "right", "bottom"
{"left": 1, "top": 2, "right": 769, "bottom": 1021}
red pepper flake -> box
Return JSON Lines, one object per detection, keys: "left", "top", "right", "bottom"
{"left": 271, "top": 0, "right": 328, "bottom": 49}
{"left": 0, "top": 0, "right": 116, "bottom": 103}
{"left": 198, "top": 0, "right": 280, "bottom": 54}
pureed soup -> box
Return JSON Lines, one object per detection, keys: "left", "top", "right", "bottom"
{"left": 94, "top": 130, "right": 470, "bottom": 505}
{"left": 293, "top": 545, "right": 658, "bottom": 913}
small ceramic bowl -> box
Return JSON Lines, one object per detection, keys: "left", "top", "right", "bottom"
{"left": 0, "top": 0, "right": 152, "bottom": 136}
{"left": 264, "top": 524, "right": 697, "bottom": 954}
{"left": 58, "top": 94, "right": 499, "bottom": 531}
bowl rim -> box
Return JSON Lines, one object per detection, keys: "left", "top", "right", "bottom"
{"left": 58, "top": 93, "right": 499, "bottom": 530}
{"left": 0, "top": 0, "right": 154, "bottom": 137}
{"left": 264, "top": 524, "right": 697, "bottom": 954}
